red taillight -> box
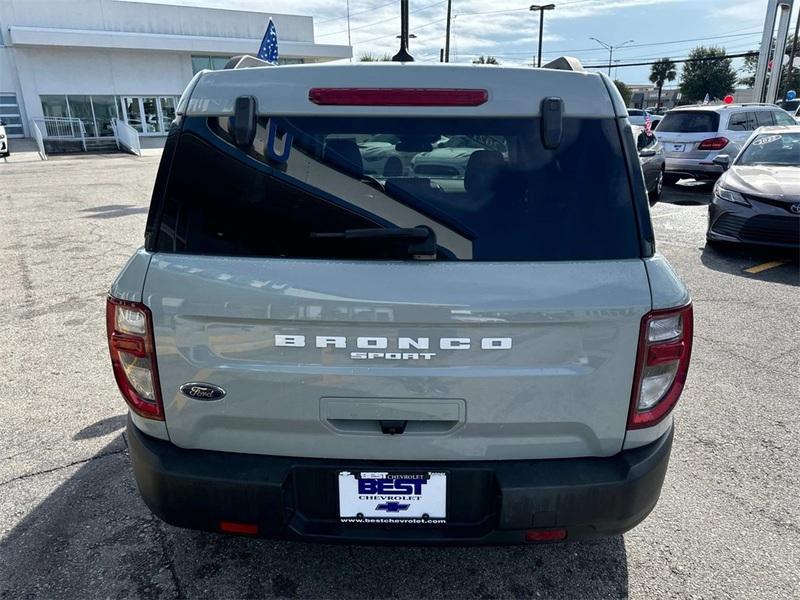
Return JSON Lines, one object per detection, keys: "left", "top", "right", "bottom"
{"left": 106, "top": 296, "right": 164, "bottom": 420}
{"left": 628, "top": 304, "right": 693, "bottom": 430}
{"left": 697, "top": 137, "right": 729, "bottom": 150}
{"left": 525, "top": 528, "right": 567, "bottom": 542}
{"left": 308, "top": 88, "right": 488, "bottom": 107}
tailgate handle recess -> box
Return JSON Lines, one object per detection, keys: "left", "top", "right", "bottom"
{"left": 321, "top": 398, "right": 465, "bottom": 436}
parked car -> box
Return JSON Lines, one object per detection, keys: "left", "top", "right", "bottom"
{"left": 776, "top": 98, "right": 800, "bottom": 113}
{"left": 632, "top": 125, "right": 665, "bottom": 205}
{"left": 358, "top": 135, "right": 417, "bottom": 177}
{"left": 707, "top": 125, "right": 800, "bottom": 249}
{"left": 655, "top": 103, "right": 796, "bottom": 184}
{"left": 628, "top": 108, "right": 661, "bottom": 129}
{"left": 108, "top": 58, "right": 692, "bottom": 544}
{"left": 0, "top": 120, "right": 9, "bottom": 158}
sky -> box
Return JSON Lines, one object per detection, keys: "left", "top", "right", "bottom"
{"left": 143, "top": 0, "right": 780, "bottom": 85}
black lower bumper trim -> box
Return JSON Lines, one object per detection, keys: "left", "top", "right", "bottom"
{"left": 127, "top": 418, "right": 673, "bottom": 544}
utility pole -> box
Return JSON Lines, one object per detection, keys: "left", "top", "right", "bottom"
{"left": 346, "top": 0, "right": 352, "bottom": 62}
{"left": 445, "top": 0, "right": 452, "bottom": 62}
{"left": 530, "top": 5, "right": 556, "bottom": 68}
{"left": 590, "top": 37, "right": 634, "bottom": 76}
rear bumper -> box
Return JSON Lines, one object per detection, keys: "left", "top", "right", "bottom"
{"left": 127, "top": 418, "right": 673, "bottom": 544}
{"left": 665, "top": 157, "right": 723, "bottom": 180}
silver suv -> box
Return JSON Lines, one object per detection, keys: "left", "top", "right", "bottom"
{"left": 656, "top": 103, "right": 796, "bottom": 184}
{"left": 108, "top": 58, "right": 693, "bottom": 544}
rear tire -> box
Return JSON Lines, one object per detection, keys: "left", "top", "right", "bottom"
{"left": 649, "top": 169, "right": 664, "bottom": 206}
{"left": 663, "top": 173, "right": 681, "bottom": 186}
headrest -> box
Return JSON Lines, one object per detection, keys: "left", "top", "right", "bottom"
{"left": 324, "top": 139, "right": 363, "bottom": 178}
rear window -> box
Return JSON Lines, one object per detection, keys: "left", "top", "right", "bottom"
{"left": 150, "top": 115, "right": 641, "bottom": 261}
{"left": 657, "top": 111, "right": 720, "bottom": 133}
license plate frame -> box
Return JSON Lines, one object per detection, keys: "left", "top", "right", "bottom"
{"left": 338, "top": 471, "right": 447, "bottom": 524}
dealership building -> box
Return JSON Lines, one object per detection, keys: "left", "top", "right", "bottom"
{"left": 0, "top": 0, "right": 351, "bottom": 140}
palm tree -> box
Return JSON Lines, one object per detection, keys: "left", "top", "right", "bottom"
{"left": 649, "top": 58, "right": 677, "bottom": 111}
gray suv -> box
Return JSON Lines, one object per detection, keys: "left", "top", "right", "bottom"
{"left": 108, "top": 58, "right": 693, "bottom": 544}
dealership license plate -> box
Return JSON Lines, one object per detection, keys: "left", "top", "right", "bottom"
{"left": 669, "top": 143, "right": 686, "bottom": 152}
{"left": 338, "top": 471, "right": 446, "bottom": 523}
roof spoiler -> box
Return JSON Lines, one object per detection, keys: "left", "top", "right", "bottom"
{"left": 223, "top": 55, "right": 274, "bottom": 70}
{"left": 541, "top": 56, "right": 585, "bottom": 72}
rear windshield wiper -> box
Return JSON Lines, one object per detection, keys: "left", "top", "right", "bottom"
{"left": 310, "top": 226, "right": 437, "bottom": 259}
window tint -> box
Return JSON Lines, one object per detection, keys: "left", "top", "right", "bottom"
{"left": 628, "top": 110, "right": 644, "bottom": 117}
{"left": 152, "top": 116, "right": 641, "bottom": 261}
{"left": 773, "top": 110, "right": 795, "bottom": 126}
{"left": 754, "top": 111, "right": 775, "bottom": 127}
{"left": 727, "top": 112, "right": 750, "bottom": 131}
{"left": 657, "top": 111, "right": 720, "bottom": 133}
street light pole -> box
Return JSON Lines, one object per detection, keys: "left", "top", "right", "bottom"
{"left": 530, "top": 4, "right": 556, "bottom": 68}
{"left": 590, "top": 37, "right": 634, "bottom": 76}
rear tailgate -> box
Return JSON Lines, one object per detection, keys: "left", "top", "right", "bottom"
{"left": 145, "top": 257, "right": 650, "bottom": 461}
{"left": 657, "top": 110, "right": 721, "bottom": 159}
{"left": 142, "top": 64, "right": 654, "bottom": 462}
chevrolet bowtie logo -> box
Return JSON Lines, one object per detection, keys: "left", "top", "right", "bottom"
{"left": 375, "top": 502, "right": 411, "bottom": 513}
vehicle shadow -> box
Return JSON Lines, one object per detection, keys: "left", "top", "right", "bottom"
{"left": 662, "top": 180, "right": 713, "bottom": 205}
{"left": 1, "top": 435, "right": 630, "bottom": 599}
{"left": 80, "top": 204, "right": 149, "bottom": 219}
{"left": 700, "top": 242, "right": 800, "bottom": 286}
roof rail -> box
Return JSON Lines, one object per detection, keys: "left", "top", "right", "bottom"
{"left": 735, "top": 102, "right": 777, "bottom": 107}
{"left": 223, "top": 55, "right": 274, "bottom": 70}
{"left": 541, "top": 56, "right": 585, "bottom": 72}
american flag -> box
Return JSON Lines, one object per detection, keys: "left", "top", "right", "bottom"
{"left": 258, "top": 19, "right": 279, "bottom": 64}
{"left": 644, "top": 111, "right": 653, "bottom": 134}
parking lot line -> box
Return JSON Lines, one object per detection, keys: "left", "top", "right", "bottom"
{"left": 744, "top": 261, "right": 787, "bottom": 274}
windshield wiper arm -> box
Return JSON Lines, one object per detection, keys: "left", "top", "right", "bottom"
{"left": 310, "top": 226, "right": 437, "bottom": 259}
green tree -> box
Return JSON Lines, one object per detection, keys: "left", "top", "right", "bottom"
{"left": 358, "top": 52, "right": 393, "bottom": 62}
{"left": 472, "top": 55, "right": 500, "bottom": 65}
{"left": 679, "top": 46, "right": 738, "bottom": 103}
{"left": 649, "top": 58, "right": 677, "bottom": 110}
{"left": 739, "top": 51, "right": 758, "bottom": 87}
{"left": 739, "top": 39, "right": 800, "bottom": 100}
{"left": 613, "top": 80, "right": 632, "bottom": 106}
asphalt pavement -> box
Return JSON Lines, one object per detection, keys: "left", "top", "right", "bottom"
{"left": 0, "top": 153, "right": 798, "bottom": 599}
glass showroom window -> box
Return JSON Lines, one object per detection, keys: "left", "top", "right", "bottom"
{"left": 92, "top": 96, "right": 120, "bottom": 137}
{"left": 191, "top": 55, "right": 231, "bottom": 74}
{"left": 67, "top": 95, "right": 96, "bottom": 137}
{"left": 41, "top": 95, "right": 69, "bottom": 118}
{"left": 40, "top": 95, "right": 121, "bottom": 137}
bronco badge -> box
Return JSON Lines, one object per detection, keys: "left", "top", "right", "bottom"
{"left": 179, "top": 382, "right": 226, "bottom": 400}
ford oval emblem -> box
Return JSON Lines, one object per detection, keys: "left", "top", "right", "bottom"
{"left": 180, "top": 382, "right": 226, "bottom": 401}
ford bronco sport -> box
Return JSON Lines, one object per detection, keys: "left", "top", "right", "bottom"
{"left": 107, "top": 57, "right": 692, "bottom": 544}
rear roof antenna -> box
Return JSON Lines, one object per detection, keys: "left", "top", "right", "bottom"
{"left": 392, "top": 0, "right": 414, "bottom": 62}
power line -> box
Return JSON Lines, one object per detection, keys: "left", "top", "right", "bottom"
{"left": 455, "top": 0, "right": 599, "bottom": 18}
{"left": 315, "top": 0, "right": 397, "bottom": 25}
{"left": 316, "top": 0, "right": 446, "bottom": 38}
{"left": 476, "top": 30, "right": 763, "bottom": 57}
{"left": 582, "top": 51, "right": 757, "bottom": 69}
{"left": 355, "top": 17, "right": 445, "bottom": 45}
